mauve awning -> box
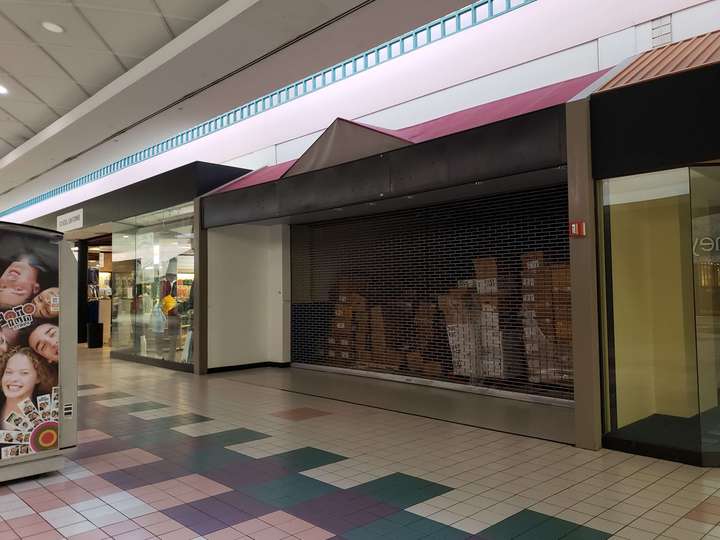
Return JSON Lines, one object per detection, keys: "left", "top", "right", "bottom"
{"left": 211, "top": 70, "right": 608, "bottom": 196}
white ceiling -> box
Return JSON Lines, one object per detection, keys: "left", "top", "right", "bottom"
{"left": 0, "top": 0, "right": 471, "bottom": 214}
{"left": 0, "top": 0, "right": 228, "bottom": 157}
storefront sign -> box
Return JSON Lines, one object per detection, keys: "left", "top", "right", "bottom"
{"left": 569, "top": 220, "right": 586, "bottom": 238}
{"left": 56, "top": 209, "right": 83, "bottom": 232}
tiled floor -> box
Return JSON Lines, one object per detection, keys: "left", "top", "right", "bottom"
{"left": 1, "top": 348, "right": 719, "bottom": 539}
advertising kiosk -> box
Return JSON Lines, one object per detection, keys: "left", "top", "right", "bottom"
{"left": 0, "top": 223, "right": 77, "bottom": 482}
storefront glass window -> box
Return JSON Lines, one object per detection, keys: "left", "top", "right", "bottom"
{"left": 599, "top": 167, "right": 720, "bottom": 465}
{"left": 689, "top": 166, "right": 720, "bottom": 457}
{"left": 111, "top": 203, "right": 195, "bottom": 367}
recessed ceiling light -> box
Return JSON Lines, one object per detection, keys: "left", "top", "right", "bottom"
{"left": 0, "top": 85, "right": 7, "bottom": 95}
{"left": 41, "top": 21, "right": 64, "bottom": 33}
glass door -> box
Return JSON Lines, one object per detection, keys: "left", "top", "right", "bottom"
{"left": 599, "top": 168, "right": 702, "bottom": 463}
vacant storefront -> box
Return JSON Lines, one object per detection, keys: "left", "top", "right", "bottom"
{"left": 291, "top": 185, "right": 573, "bottom": 402}
{"left": 199, "top": 71, "right": 610, "bottom": 443}
{"left": 591, "top": 31, "right": 720, "bottom": 465}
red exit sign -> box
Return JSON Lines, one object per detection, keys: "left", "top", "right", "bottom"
{"left": 569, "top": 220, "right": 586, "bottom": 238}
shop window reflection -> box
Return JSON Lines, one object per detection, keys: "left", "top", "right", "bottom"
{"left": 110, "top": 203, "right": 194, "bottom": 367}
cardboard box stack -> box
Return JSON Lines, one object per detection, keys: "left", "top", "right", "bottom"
{"left": 550, "top": 264, "right": 572, "bottom": 385}
{"left": 521, "top": 252, "right": 555, "bottom": 384}
{"left": 472, "top": 257, "right": 503, "bottom": 378}
{"left": 405, "top": 303, "right": 443, "bottom": 378}
{"left": 438, "top": 257, "right": 504, "bottom": 379}
{"left": 439, "top": 288, "right": 477, "bottom": 377}
{"left": 327, "top": 280, "right": 367, "bottom": 365}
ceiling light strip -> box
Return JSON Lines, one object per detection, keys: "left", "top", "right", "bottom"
{"left": 0, "top": 0, "right": 534, "bottom": 219}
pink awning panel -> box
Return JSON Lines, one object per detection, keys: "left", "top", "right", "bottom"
{"left": 211, "top": 70, "right": 608, "bottom": 196}
{"left": 395, "top": 70, "right": 609, "bottom": 143}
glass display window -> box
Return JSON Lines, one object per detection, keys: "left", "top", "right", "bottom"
{"left": 599, "top": 165, "right": 720, "bottom": 465}
{"left": 110, "top": 203, "right": 194, "bottom": 367}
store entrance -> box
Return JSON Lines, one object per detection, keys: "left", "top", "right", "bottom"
{"left": 86, "top": 236, "right": 113, "bottom": 351}
{"left": 600, "top": 165, "right": 720, "bottom": 465}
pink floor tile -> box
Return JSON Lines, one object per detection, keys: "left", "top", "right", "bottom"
{"left": 173, "top": 491, "right": 206, "bottom": 504}
{"left": 7, "top": 515, "right": 45, "bottom": 529}
{"left": 28, "top": 499, "right": 66, "bottom": 513}
{"left": 157, "top": 527, "right": 196, "bottom": 540}
{"left": 259, "top": 513, "right": 293, "bottom": 527}
{"left": 148, "top": 497, "right": 183, "bottom": 511}
{"left": 113, "top": 528, "right": 155, "bottom": 540}
{"left": 233, "top": 520, "right": 269, "bottom": 535}
{"left": 89, "top": 487, "right": 122, "bottom": 498}
{"left": 67, "top": 529, "right": 110, "bottom": 540}
{"left": 294, "top": 528, "right": 335, "bottom": 540}
{"left": 21, "top": 531, "right": 63, "bottom": 540}
{"left": 144, "top": 520, "right": 183, "bottom": 536}
{"left": 133, "top": 513, "right": 168, "bottom": 528}
{"left": 176, "top": 475, "right": 231, "bottom": 496}
{"left": 276, "top": 518, "right": 313, "bottom": 535}
{"left": 45, "top": 482, "right": 73, "bottom": 494}
{"left": 0, "top": 524, "right": 11, "bottom": 533}
{"left": 248, "top": 527, "right": 289, "bottom": 540}
{"left": 77, "top": 430, "right": 112, "bottom": 444}
{"left": 205, "top": 527, "right": 246, "bottom": 540}
{"left": 12, "top": 522, "right": 53, "bottom": 537}
{"left": 0, "top": 487, "right": 12, "bottom": 496}
{"left": 100, "top": 520, "right": 140, "bottom": 536}
{"left": 0, "top": 531, "right": 17, "bottom": 540}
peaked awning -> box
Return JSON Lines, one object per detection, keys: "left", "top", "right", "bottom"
{"left": 599, "top": 29, "right": 720, "bottom": 92}
{"left": 212, "top": 70, "right": 608, "bottom": 197}
{"left": 285, "top": 118, "right": 413, "bottom": 177}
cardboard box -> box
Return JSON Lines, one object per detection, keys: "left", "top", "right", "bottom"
{"left": 522, "top": 252, "right": 544, "bottom": 272}
{"left": 371, "top": 306, "right": 387, "bottom": 354}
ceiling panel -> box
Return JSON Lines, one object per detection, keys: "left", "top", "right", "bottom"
{"left": 154, "top": 0, "right": 225, "bottom": 20}
{"left": 78, "top": 5, "right": 173, "bottom": 59}
{"left": 12, "top": 74, "right": 87, "bottom": 112}
{"left": 0, "top": 42, "right": 77, "bottom": 81}
{"left": 0, "top": 2, "right": 112, "bottom": 50}
{"left": 0, "top": 139, "right": 13, "bottom": 155}
{"left": 0, "top": 114, "right": 34, "bottom": 146}
{"left": 0, "top": 0, "right": 230, "bottom": 160}
{"left": 0, "top": 100, "right": 59, "bottom": 132}
{"left": 44, "top": 45, "right": 125, "bottom": 89}
{"left": 164, "top": 16, "right": 196, "bottom": 37}
{"left": 75, "top": 0, "right": 157, "bottom": 11}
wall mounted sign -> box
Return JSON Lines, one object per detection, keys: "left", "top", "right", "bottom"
{"left": 56, "top": 209, "right": 83, "bottom": 233}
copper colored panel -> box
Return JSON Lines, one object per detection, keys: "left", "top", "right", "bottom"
{"left": 601, "top": 30, "right": 720, "bottom": 92}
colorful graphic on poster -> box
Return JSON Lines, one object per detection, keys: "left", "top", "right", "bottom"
{"left": 0, "top": 225, "right": 60, "bottom": 461}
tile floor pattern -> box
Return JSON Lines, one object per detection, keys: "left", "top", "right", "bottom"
{"left": 1, "top": 351, "right": 720, "bottom": 539}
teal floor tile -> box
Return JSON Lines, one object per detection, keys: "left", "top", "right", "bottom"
{"left": 123, "top": 401, "right": 168, "bottom": 412}
{"left": 269, "top": 446, "right": 347, "bottom": 471}
{"left": 344, "top": 512, "right": 469, "bottom": 540}
{"left": 241, "top": 474, "right": 337, "bottom": 508}
{"left": 479, "top": 510, "right": 551, "bottom": 539}
{"left": 353, "top": 473, "right": 452, "bottom": 508}
{"left": 561, "top": 526, "right": 612, "bottom": 540}
{"left": 515, "top": 516, "right": 578, "bottom": 539}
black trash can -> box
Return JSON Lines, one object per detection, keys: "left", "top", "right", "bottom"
{"left": 87, "top": 323, "right": 104, "bottom": 348}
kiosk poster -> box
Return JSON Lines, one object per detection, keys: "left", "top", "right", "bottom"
{"left": 0, "top": 224, "right": 61, "bottom": 461}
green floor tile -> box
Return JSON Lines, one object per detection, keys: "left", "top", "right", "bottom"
{"left": 344, "top": 512, "right": 468, "bottom": 540}
{"left": 480, "top": 510, "right": 551, "bottom": 539}
{"left": 515, "top": 516, "right": 578, "bottom": 539}
{"left": 270, "top": 447, "right": 347, "bottom": 471}
{"left": 123, "top": 401, "right": 168, "bottom": 412}
{"left": 200, "top": 428, "right": 270, "bottom": 445}
{"left": 354, "top": 473, "right": 452, "bottom": 508}
{"left": 561, "top": 525, "right": 612, "bottom": 540}
{"left": 241, "top": 474, "right": 337, "bottom": 508}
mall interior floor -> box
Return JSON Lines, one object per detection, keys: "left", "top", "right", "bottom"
{"left": 1, "top": 347, "right": 720, "bottom": 540}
